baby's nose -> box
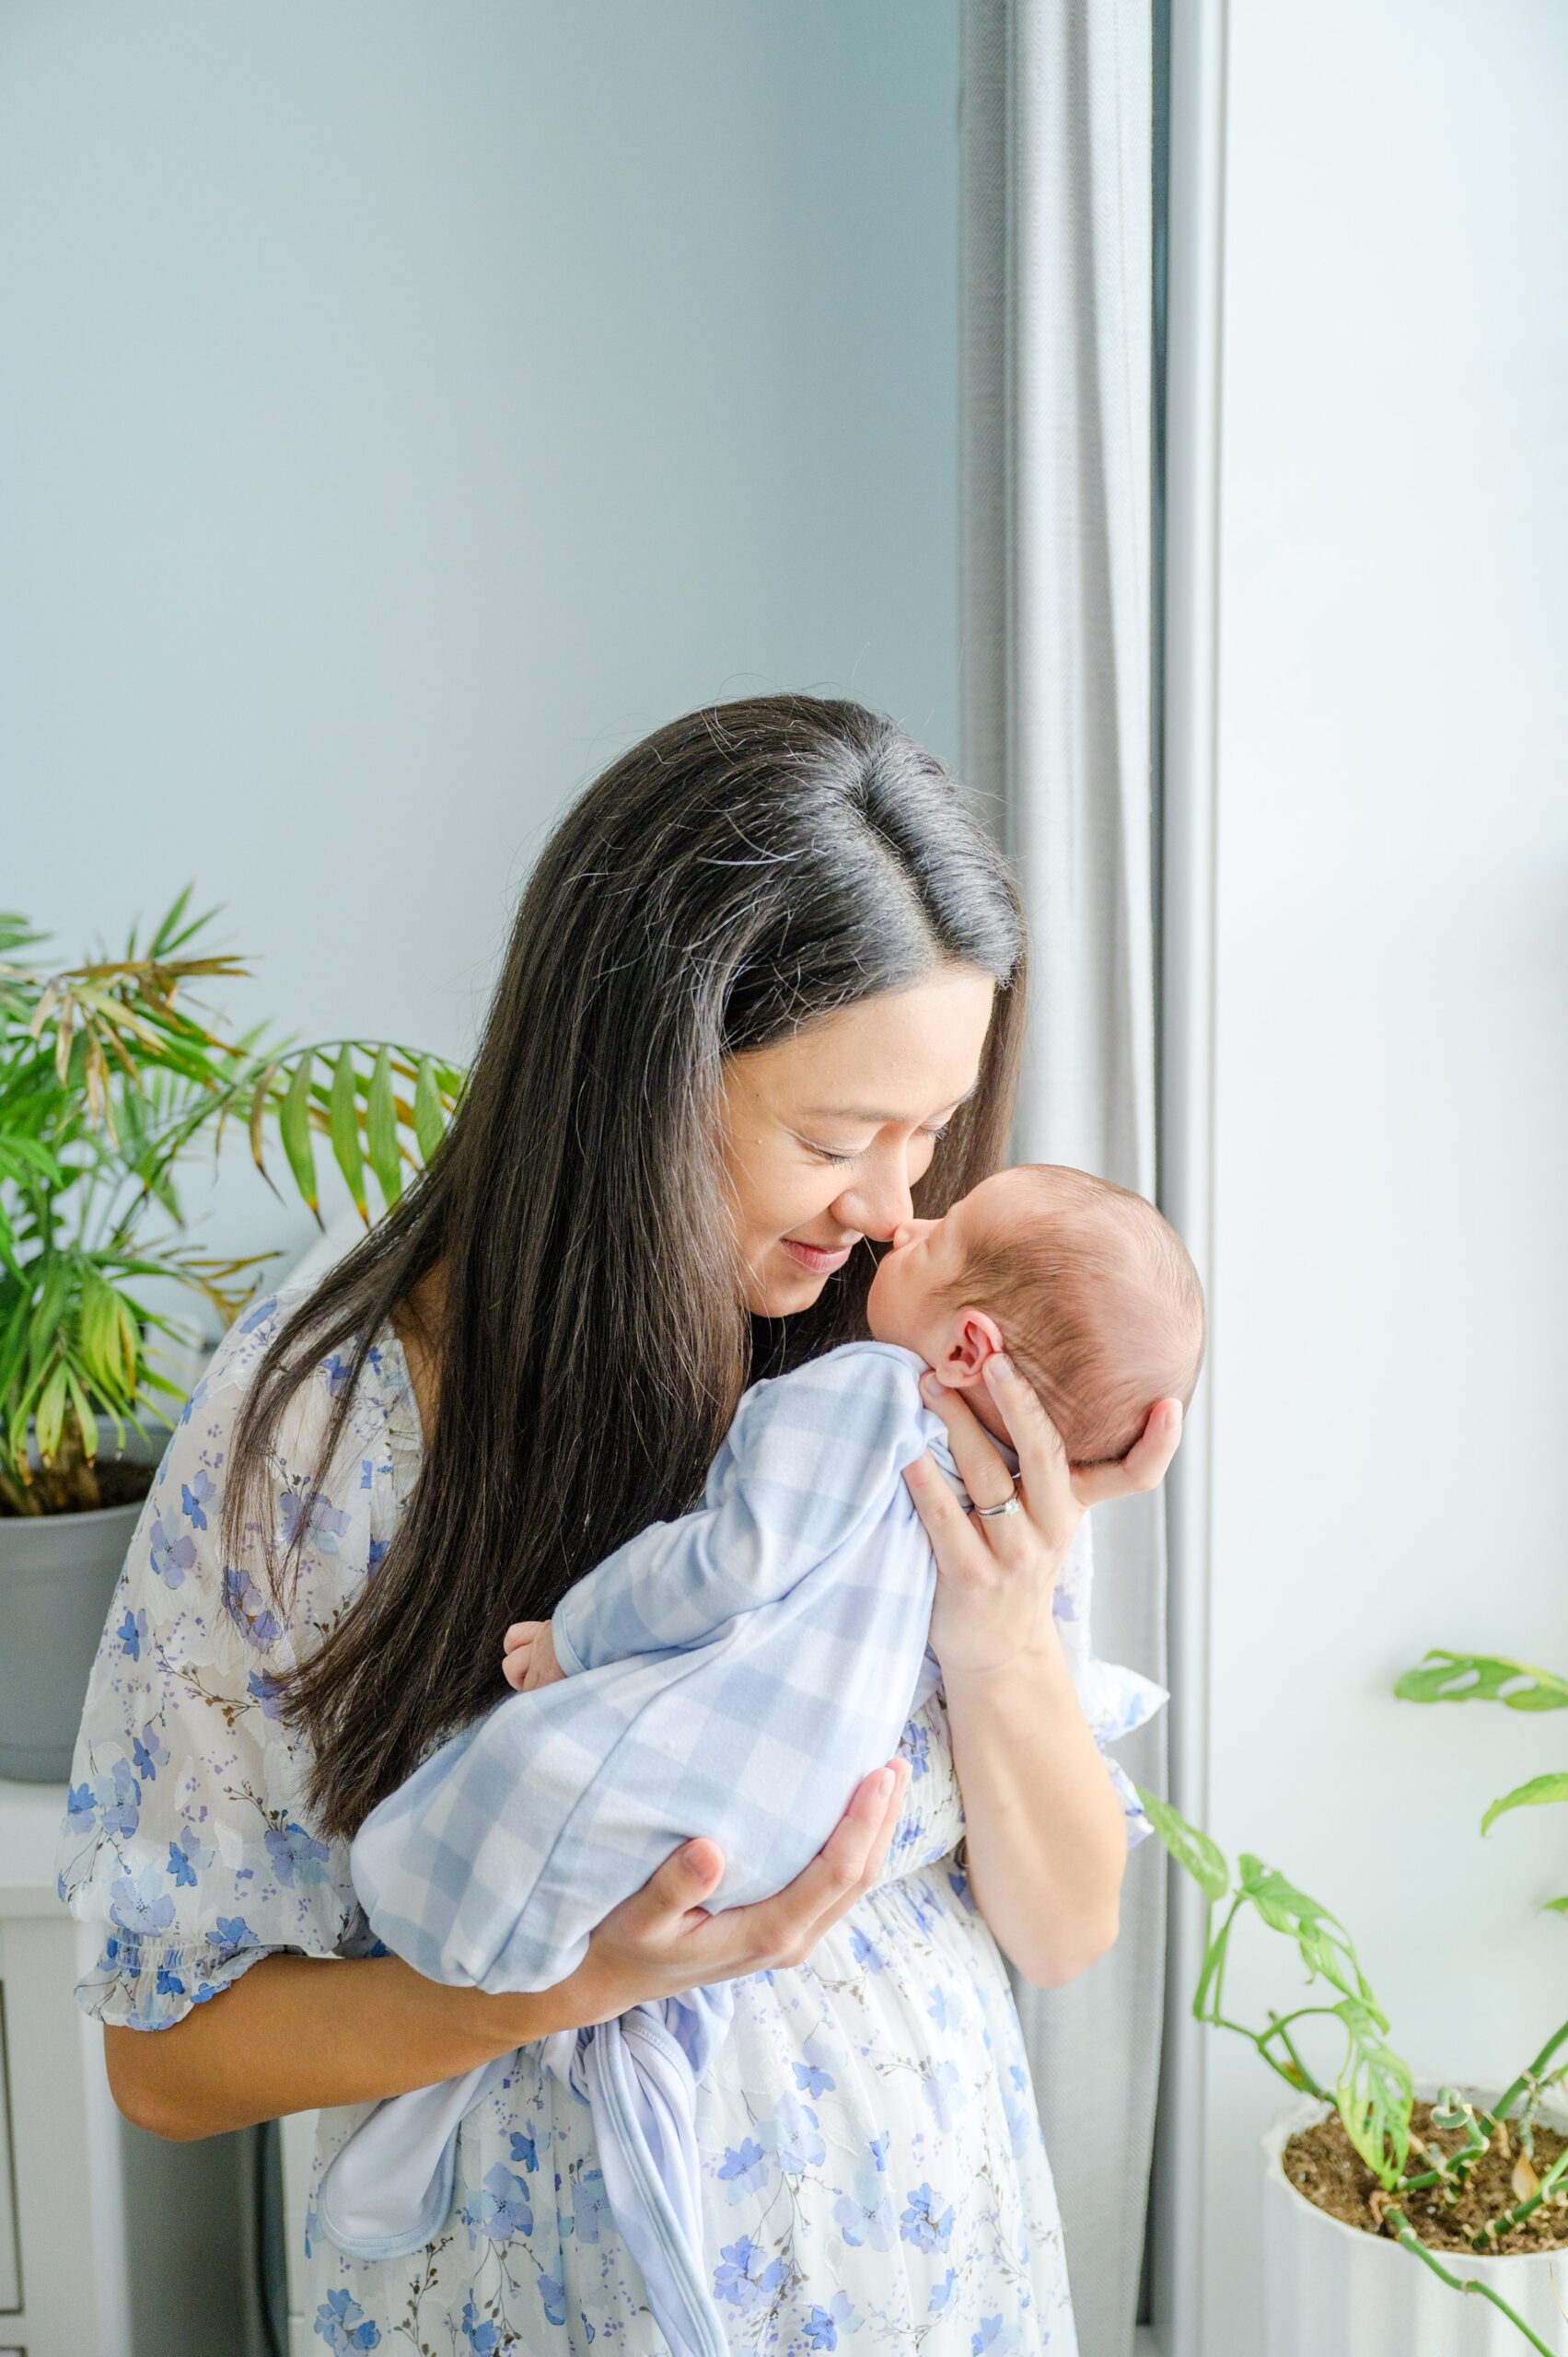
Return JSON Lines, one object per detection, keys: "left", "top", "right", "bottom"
{"left": 889, "top": 1216, "right": 937, "bottom": 1251}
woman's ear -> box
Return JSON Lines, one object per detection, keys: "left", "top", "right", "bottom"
{"left": 933, "top": 1308, "right": 1006, "bottom": 1389}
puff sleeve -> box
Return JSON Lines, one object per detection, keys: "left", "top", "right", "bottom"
{"left": 52, "top": 1289, "right": 407, "bottom": 2031}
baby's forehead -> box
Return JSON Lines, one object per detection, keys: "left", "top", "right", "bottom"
{"left": 958, "top": 1165, "right": 1078, "bottom": 1234}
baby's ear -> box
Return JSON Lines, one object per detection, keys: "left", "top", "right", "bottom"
{"left": 932, "top": 1307, "right": 1006, "bottom": 1388}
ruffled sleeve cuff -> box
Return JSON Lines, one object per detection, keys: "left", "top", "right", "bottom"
{"left": 72, "top": 1924, "right": 276, "bottom": 2033}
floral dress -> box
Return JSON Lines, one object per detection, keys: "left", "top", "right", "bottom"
{"left": 57, "top": 1283, "right": 1082, "bottom": 2355}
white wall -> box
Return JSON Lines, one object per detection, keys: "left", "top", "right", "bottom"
{"left": 1167, "top": 4, "right": 1568, "bottom": 2348}
{"left": 1, "top": 0, "right": 960, "bottom": 1303}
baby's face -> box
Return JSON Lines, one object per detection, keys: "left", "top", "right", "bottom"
{"left": 865, "top": 1168, "right": 1025, "bottom": 1366}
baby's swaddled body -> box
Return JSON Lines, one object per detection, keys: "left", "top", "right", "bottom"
{"left": 317, "top": 1337, "right": 1163, "bottom": 2357}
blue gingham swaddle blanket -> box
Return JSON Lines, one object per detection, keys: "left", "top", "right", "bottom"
{"left": 318, "top": 1341, "right": 1167, "bottom": 2352}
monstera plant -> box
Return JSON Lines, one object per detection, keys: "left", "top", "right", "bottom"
{"left": 1142, "top": 1762, "right": 1568, "bottom": 2355}
{"left": 0, "top": 888, "right": 464, "bottom": 1778}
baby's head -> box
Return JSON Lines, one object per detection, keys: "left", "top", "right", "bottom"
{"left": 866, "top": 1164, "right": 1205, "bottom": 1465}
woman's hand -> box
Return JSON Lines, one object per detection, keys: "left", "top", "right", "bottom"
{"left": 557, "top": 1756, "right": 912, "bottom": 2027}
{"left": 905, "top": 1354, "right": 1182, "bottom": 1678}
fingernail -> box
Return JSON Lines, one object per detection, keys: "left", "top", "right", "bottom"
{"left": 988, "top": 1353, "right": 1014, "bottom": 1382}
{"left": 876, "top": 1768, "right": 894, "bottom": 1796}
{"left": 918, "top": 1371, "right": 940, "bottom": 1400}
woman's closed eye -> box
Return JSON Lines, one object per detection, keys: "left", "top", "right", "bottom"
{"left": 801, "top": 1123, "right": 949, "bottom": 1168}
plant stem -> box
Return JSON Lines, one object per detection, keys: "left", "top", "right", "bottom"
{"left": 1467, "top": 2138, "right": 1568, "bottom": 2248}
{"left": 1484, "top": 2021, "right": 1568, "bottom": 2139}
{"left": 1383, "top": 2206, "right": 1556, "bottom": 2355}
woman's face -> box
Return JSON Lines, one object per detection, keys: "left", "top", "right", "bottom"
{"left": 717, "top": 964, "right": 998, "bottom": 1318}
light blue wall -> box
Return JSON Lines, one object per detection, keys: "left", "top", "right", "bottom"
{"left": 2, "top": 1, "right": 960, "bottom": 1287}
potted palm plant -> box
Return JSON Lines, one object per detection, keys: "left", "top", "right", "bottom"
{"left": 0, "top": 889, "right": 463, "bottom": 1779}
{"left": 1142, "top": 1773, "right": 1568, "bottom": 2354}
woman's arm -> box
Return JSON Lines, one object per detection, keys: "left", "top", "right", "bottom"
{"left": 903, "top": 1353, "right": 1181, "bottom": 1988}
{"left": 940, "top": 1622, "right": 1127, "bottom": 1988}
{"left": 107, "top": 1750, "right": 912, "bottom": 2141}
{"left": 103, "top": 1954, "right": 584, "bottom": 2142}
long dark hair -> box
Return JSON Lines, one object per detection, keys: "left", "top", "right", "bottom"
{"left": 223, "top": 693, "right": 1028, "bottom": 1836}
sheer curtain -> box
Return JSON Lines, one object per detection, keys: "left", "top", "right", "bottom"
{"left": 958, "top": 6, "right": 1167, "bottom": 2353}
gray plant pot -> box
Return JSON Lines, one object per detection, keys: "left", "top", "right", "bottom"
{"left": 0, "top": 1420, "right": 169, "bottom": 1782}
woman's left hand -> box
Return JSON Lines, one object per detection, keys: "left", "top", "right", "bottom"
{"left": 904, "top": 1353, "right": 1182, "bottom": 1679}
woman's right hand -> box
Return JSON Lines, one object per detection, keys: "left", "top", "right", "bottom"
{"left": 560, "top": 1755, "right": 912, "bottom": 2027}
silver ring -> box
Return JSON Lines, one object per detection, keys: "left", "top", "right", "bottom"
{"left": 974, "top": 1490, "right": 1023, "bottom": 1521}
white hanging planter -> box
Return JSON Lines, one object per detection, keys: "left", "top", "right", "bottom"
{"left": 1262, "top": 2091, "right": 1568, "bottom": 2357}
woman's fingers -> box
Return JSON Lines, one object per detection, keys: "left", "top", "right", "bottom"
{"left": 1071, "top": 1398, "right": 1183, "bottom": 1507}
{"left": 734, "top": 1757, "right": 910, "bottom": 1963}
{"left": 977, "top": 1354, "right": 1078, "bottom": 1547}
{"left": 914, "top": 1376, "right": 1016, "bottom": 1510}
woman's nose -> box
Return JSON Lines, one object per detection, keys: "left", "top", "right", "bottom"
{"left": 839, "top": 1162, "right": 916, "bottom": 1243}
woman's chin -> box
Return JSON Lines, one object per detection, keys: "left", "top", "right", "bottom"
{"left": 746, "top": 1253, "right": 830, "bottom": 1318}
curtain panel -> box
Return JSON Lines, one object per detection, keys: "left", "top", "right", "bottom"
{"left": 958, "top": 6, "right": 1167, "bottom": 2352}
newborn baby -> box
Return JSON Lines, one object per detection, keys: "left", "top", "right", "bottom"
{"left": 505, "top": 1160, "right": 1206, "bottom": 1697}
{"left": 319, "top": 1164, "right": 1202, "bottom": 2351}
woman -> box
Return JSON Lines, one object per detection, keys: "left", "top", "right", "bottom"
{"left": 59, "top": 693, "right": 1179, "bottom": 2354}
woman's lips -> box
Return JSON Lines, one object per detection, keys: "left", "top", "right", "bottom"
{"left": 782, "top": 1237, "right": 855, "bottom": 1274}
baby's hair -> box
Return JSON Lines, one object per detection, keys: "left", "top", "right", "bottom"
{"left": 943, "top": 1165, "right": 1206, "bottom": 1465}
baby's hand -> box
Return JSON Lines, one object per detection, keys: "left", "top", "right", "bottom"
{"left": 502, "top": 1618, "right": 566, "bottom": 1693}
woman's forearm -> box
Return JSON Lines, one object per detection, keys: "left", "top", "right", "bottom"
{"left": 104, "top": 1949, "right": 606, "bottom": 2142}
{"left": 942, "top": 1623, "right": 1128, "bottom": 1988}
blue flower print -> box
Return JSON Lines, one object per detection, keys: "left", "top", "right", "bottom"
{"left": 971, "top": 2317, "right": 1020, "bottom": 2353}
{"left": 509, "top": 2129, "right": 538, "bottom": 2173}
{"left": 264, "top": 1821, "right": 331, "bottom": 1888}
{"left": 221, "top": 1565, "right": 283, "bottom": 1650}
{"left": 132, "top": 1725, "right": 169, "bottom": 1782}
{"left": 460, "top": 2298, "right": 502, "bottom": 2353}
{"left": 87, "top": 1758, "right": 140, "bottom": 1838}
{"left": 849, "top": 1923, "right": 886, "bottom": 1973}
{"left": 713, "top": 2235, "right": 787, "bottom": 2314}
{"left": 109, "top": 1864, "right": 175, "bottom": 1938}
{"left": 366, "top": 1537, "right": 389, "bottom": 1576}
{"left": 923, "top": 2058, "right": 968, "bottom": 2133}
{"left": 947, "top": 1858, "right": 978, "bottom": 1915}
{"left": 180, "top": 1469, "right": 216, "bottom": 1531}
{"left": 717, "top": 2136, "right": 770, "bottom": 2202}
{"left": 210, "top": 1915, "right": 256, "bottom": 1955}
{"left": 900, "top": 2182, "right": 955, "bottom": 2255}
{"left": 571, "top": 2168, "right": 610, "bottom": 2245}
{"left": 148, "top": 1514, "right": 197, "bottom": 1591}
{"left": 900, "top": 1719, "right": 931, "bottom": 1780}
{"left": 117, "top": 1606, "right": 149, "bottom": 1661}
{"left": 278, "top": 1485, "right": 352, "bottom": 1557}
{"left": 832, "top": 2176, "right": 896, "bottom": 2253}
{"left": 462, "top": 2163, "right": 533, "bottom": 2244}
{"left": 928, "top": 1982, "right": 953, "bottom": 2032}
{"left": 168, "top": 1838, "right": 198, "bottom": 1889}
{"left": 238, "top": 1293, "right": 278, "bottom": 1335}
{"left": 313, "top": 2288, "right": 380, "bottom": 2351}
{"left": 246, "top": 1668, "right": 286, "bottom": 1719}
{"left": 804, "top": 2289, "right": 861, "bottom": 2348}
{"left": 793, "top": 2040, "right": 838, "bottom": 2099}
{"left": 537, "top": 2273, "right": 567, "bottom": 2328}
{"left": 323, "top": 1353, "right": 354, "bottom": 1398}
{"left": 758, "top": 2092, "right": 825, "bottom": 2177}
{"left": 930, "top": 2268, "right": 958, "bottom": 2313}
{"left": 867, "top": 2131, "right": 889, "bottom": 2174}
{"left": 177, "top": 1371, "right": 211, "bottom": 1422}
